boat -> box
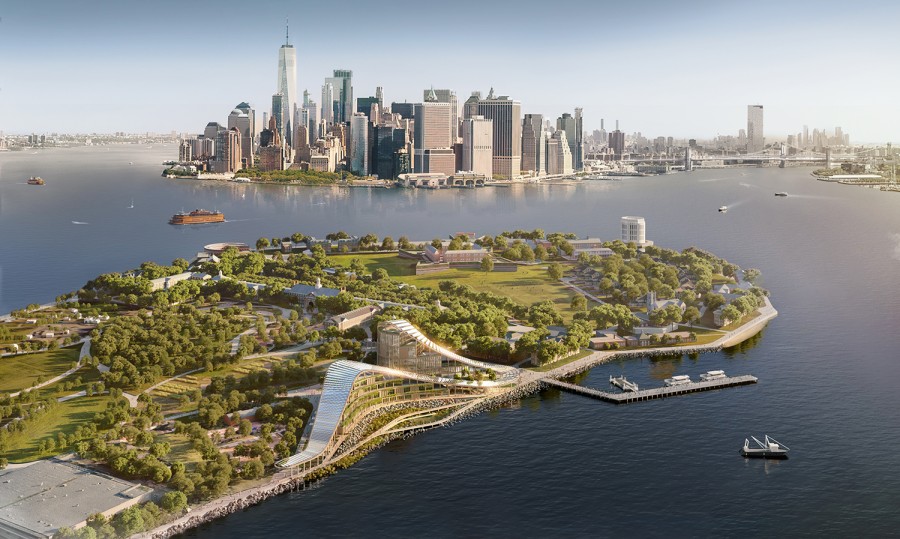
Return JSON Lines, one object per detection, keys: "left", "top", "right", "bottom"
{"left": 718, "top": 205, "right": 728, "bottom": 213}
{"left": 775, "top": 192, "right": 788, "bottom": 197}
{"left": 663, "top": 374, "right": 691, "bottom": 387}
{"left": 128, "top": 199, "right": 134, "bottom": 209}
{"left": 699, "top": 370, "right": 726, "bottom": 381}
{"left": 169, "top": 209, "right": 225, "bottom": 225}
{"left": 27, "top": 176, "right": 45, "bottom": 185}
{"left": 741, "top": 435, "right": 789, "bottom": 459}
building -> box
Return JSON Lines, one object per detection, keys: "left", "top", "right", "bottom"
{"left": 284, "top": 278, "right": 341, "bottom": 310}
{"left": 321, "top": 82, "right": 335, "bottom": 125}
{"left": 271, "top": 93, "right": 285, "bottom": 145}
{"left": 609, "top": 129, "right": 625, "bottom": 159}
{"left": 371, "top": 125, "right": 410, "bottom": 180}
{"left": 258, "top": 115, "right": 284, "bottom": 172}
{"left": 390, "top": 102, "right": 415, "bottom": 120}
{"left": 423, "top": 88, "right": 458, "bottom": 142}
{"left": 475, "top": 90, "right": 522, "bottom": 179}
{"left": 229, "top": 103, "right": 255, "bottom": 168}
{"left": 349, "top": 113, "right": 369, "bottom": 176}
{"left": 521, "top": 113, "right": 545, "bottom": 175}
{"left": 325, "top": 305, "right": 381, "bottom": 332}
{"left": 574, "top": 107, "right": 584, "bottom": 170}
{"left": 461, "top": 115, "right": 493, "bottom": 178}
{"left": 0, "top": 458, "right": 153, "bottom": 539}
{"left": 414, "top": 92, "right": 454, "bottom": 174}
{"left": 747, "top": 105, "right": 764, "bottom": 152}
{"left": 546, "top": 131, "right": 573, "bottom": 175}
{"left": 557, "top": 112, "right": 579, "bottom": 170}
{"left": 325, "top": 70, "right": 353, "bottom": 124}
{"left": 277, "top": 24, "right": 297, "bottom": 147}
{"left": 621, "top": 216, "right": 647, "bottom": 245}
{"left": 210, "top": 127, "right": 241, "bottom": 173}
{"left": 424, "top": 244, "right": 487, "bottom": 263}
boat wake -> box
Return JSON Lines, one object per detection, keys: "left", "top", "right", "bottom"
{"left": 71, "top": 221, "right": 89, "bottom": 225}
{"left": 739, "top": 182, "right": 756, "bottom": 189}
{"left": 222, "top": 218, "right": 262, "bottom": 223}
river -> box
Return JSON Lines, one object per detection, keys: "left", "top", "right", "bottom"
{"left": 1, "top": 146, "right": 899, "bottom": 536}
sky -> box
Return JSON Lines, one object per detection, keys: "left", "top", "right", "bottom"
{"left": 1, "top": 0, "right": 898, "bottom": 142}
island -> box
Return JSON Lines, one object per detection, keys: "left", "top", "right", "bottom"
{"left": 0, "top": 224, "right": 776, "bottom": 539}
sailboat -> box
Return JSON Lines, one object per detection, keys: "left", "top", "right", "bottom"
{"left": 128, "top": 199, "right": 134, "bottom": 209}
{"left": 741, "top": 435, "right": 790, "bottom": 459}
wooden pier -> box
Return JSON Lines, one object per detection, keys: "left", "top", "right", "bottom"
{"left": 545, "top": 375, "right": 758, "bottom": 404}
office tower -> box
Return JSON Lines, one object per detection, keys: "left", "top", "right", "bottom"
{"left": 375, "top": 86, "right": 384, "bottom": 108}
{"left": 803, "top": 125, "right": 809, "bottom": 147}
{"left": 475, "top": 90, "right": 522, "bottom": 178}
{"left": 621, "top": 216, "right": 647, "bottom": 245}
{"left": 372, "top": 125, "right": 409, "bottom": 180}
{"left": 461, "top": 115, "right": 493, "bottom": 178}
{"left": 423, "top": 88, "right": 458, "bottom": 142}
{"left": 271, "top": 93, "right": 284, "bottom": 144}
{"left": 522, "top": 113, "right": 545, "bottom": 175}
{"left": 357, "top": 95, "right": 380, "bottom": 116}
{"left": 747, "top": 105, "right": 764, "bottom": 152}
{"left": 608, "top": 129, "right": 625, "bottom": 159}
{"left": 212, "top": 127, "right": 241, "bottom": 173}
{"left": 390, "top": 102, "right": 415, "bottom": 120}
{"left": 349, "top": 113, "right": 369, "bottom": 175}
{"left": 557, "top": 113, "right": 579, "bottom": 169}
{"left": 302, "top": 97, "right": 320, "bottom": 142}
{"left": 259, "top": 116, "right": 284, "bottom": 171}
{"left": 546, "top": 131, "right": 572, "bottom": 175}
{"left": 574, "top": 108, "right": 584, "bottom": 170}
{"left": 321, "top": 83, "right": 335, "bottom": 125}
{"left": 228, "top": 104, "right": 254, "bottom": 168}
{"left": 203, "top": 122, "right": 225, "bottom": 158}
{"left": 178, "top": 138, "right": 193, "bottom": 162}
{"left": 463, "top": 92, "right": 481, "bottom": 120}
{"left": 325, "top": 70, "right": 353, "bottom": 123}
{"left": 277, "top": 22, "right": 297, "bottom": 147}
{"left": 413, "top": 93, "right": 454, "bottom": 174}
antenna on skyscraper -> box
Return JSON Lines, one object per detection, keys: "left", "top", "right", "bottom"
{"left": 285, "top": 17, "right": 289, "bottom": 45}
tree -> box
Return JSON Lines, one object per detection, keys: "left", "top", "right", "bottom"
{"left": 570, "top": 294, "right": 587, "bottom": 311}
{"left": 380, "top": 236, "right": 395, "bottom": 251}
{"left": 238, "top": 418, "right": 252, "bottom": 436}
{"left": 160, "top": 491, "right": 188, "bottom": 513}
{"left": 431, "top": 238, "right": 443, "bottom": 249}
{"left": 372, "top": 268, "right": 389, "bottom": 281}
{"left": 255, "top": 237, "right": 270, "bottom": 251}
{"left": 534, "top": 245, "right": 548, "bottom": 261}
{"left": 172, "top": 258, "right": 190, "bottom": 271}
{"left": 291, "top": 232, "right": 305, "bottom": 243}
{"left": 112, "top": 505, "right": 145, "bottom": 536}
{"left": 548, "top": 263, "right": 563, "bottom": 280}
{"left": 683, "top": 306, "right": 701, "bottom": 327}
{"left": 721, "top": 305, "right": 742, "bottom": 326}
{"left": 480, "top": 256, "right": 494, "bottom": 273}
{"left": 242, "top": 459, "right": 265, "bottom": 480}
{"left": 398, "top": 236, "right": 412, "bottom": 249}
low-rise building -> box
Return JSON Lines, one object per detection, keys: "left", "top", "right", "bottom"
{"left": 326, "top": 305, "right": 381, "bottom": 331}
{"left": 284, "top": 278, "right": 342, "bottom": 309}
{"left": 149, "top": 271, "right": 193, "bottom": 291}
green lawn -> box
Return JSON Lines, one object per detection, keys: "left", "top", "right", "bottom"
{"left": 156, "top": 432, "right": 203, "bottom": 469}
{"left": 0, "top": 348, "right": 80, "bottom": 393}
{"left": 330, "top": 253, "right": 417, "bottom": 276}
{"left": 2, "top": 395, "right": 111, "bottom": 462}
{"left": 397, "top": 265, "right": 597, "bottom": 323}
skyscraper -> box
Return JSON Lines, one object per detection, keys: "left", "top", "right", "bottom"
{"left": 546, "top": 131, "right": 572, "bottom": 175}
{"left": 228, "top": 104, "right": 254, "bottom": 169}
{"left": 413, "top": 92, "right": 454, "bottom": 174}
{"left": 461, "top": 115, "right": 493, "bottom": 178}
{"left": 557, "top": 113, "right": 578, "bottom": 170}
{"left": 326, "top": 70, "right": 353, "bottom": 124}
{"left": 321, "top": 83, "right": 335, "bottom": 125}
{"left": 747, "top": 105, "right": 764, "bottom": 152}
{"left": 349, "top": 113, "right": 369, "bottom": 176}
{"left": 271, "top": 93, "right": 284, "bottom": 144}
{"left": 521, "top": 114, "right": 545, "bottom": 175}
{"left": 574, "top": 107, "right": 584, "bottom": 170}
{"left": 475, "top": 90, "right": 522, "bottom": 179}
{"left": 423, "top": 88, "right": 458, "bottom": 143}
{"left": 277, "top": 22, "right": 297, "bottom": 148}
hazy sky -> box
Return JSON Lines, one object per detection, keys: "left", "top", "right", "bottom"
{"left": 1, "top": 0, "right": 898, "bottom": 142}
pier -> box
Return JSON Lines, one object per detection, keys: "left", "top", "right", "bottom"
{"left": 544, "top": 375, "right": 757, "bottom": 404}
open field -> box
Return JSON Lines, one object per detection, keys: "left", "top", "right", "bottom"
{"left": 397, "top": 265, "right": 598, "bottom": 322}
{"left": 2, "top": 395, "right": 112, "bottom": 462}
{"left": 0, "top": 347, "right": 80, "bottom": 393}
{"left": 329, "top": 253, "right": 417, "bottom": 276}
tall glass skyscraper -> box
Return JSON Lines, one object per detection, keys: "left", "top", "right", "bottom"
{"left": 747, "top": 105, "right": 764, "bottom": 152}
{"left": 277, "top": 23, "right": 297, "bottom": 147}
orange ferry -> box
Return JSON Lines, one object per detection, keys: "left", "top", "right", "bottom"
{"left": 169, "top": 209, "right": 225, "bottom": 225}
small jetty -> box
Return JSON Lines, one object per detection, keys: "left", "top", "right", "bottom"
{"left": 609, "top": 375, "right": 639, "bottom": 392}
{"left": 545, "top": 374, "right": 757, "bottom": 404}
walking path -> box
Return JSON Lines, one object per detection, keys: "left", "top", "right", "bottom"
{"left": 560, "top": 278, "right": 607, "bottom": 305}
{"left": 9, "top": 338, "right": 92, "bottom": 398}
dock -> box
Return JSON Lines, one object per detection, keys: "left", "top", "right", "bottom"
{"left": 545, "top": 375, "right": 757, "bottom": 404}
{"left": 609, "top": 375, "right": 639, "bottom": 392}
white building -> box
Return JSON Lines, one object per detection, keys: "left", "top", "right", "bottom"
{"left": 461, "top": 115, "right": 493, "bottom": 178}
{"left": 621, "top": 216, "right": 650, "bottom": 246}
{"left": 747, "top": 105, "right": 764, "bottom": 152}
{"left": 277, "top": 28, "right": 298, "bottom": 146}
{"left": 349, "top": 113, "right": 369, "bottom": 176}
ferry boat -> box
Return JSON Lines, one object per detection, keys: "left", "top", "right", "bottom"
{"left": 775, "top": 192, "right": 788, "bottom": 197}
{"left": 741, "top": 435, "right": 789, "bottom": 459}
{"left": 27, "top": 176, "right": 45, "bottom": 185}
{"left": 699, "top": 370, "right": 726, "bottom": 381}
{"left": 718, "top": 205, "right": 728, "bottom": 213}
{"left": 663, "top": 374, "right": 691, "bottom": 387}
{"left": 169, "top": 209, "right": 225, "bottom": 225}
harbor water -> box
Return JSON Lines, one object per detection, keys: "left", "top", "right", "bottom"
{"left": 1, "top": 146, "right": 899, "bottom": 536}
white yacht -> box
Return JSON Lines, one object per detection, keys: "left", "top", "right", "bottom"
{"left": 664, "top": 374, "right": 692, "bottom": 387}
{"left": 718, "top": 205, "right": 728, "bottom": 213}
{"left": 699, "top": 370, "right": 726, "bottom": 381}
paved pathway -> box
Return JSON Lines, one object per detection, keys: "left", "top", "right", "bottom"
{"left": 9, "top": 338, "right": 92, "bottom": 398}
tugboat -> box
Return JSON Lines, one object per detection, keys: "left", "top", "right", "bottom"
{"left": 718, "top": 205, "right": 728, "bottom": 213}
{"left": 741, "top": 435, "right": 790, "bottom": 459}
{"left": 169, "top": 209, "right": 225, "bottom": 225}
{"left": 27, "top": 176, "right": 45, "bottom": 185}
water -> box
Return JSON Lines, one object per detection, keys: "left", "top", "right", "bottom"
{"left": 2, "top": 147, "right": 900, "bottom": 536}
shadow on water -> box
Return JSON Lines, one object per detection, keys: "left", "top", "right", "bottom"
{"left": 722, "top": 328, "right": 765, "bottom": 356}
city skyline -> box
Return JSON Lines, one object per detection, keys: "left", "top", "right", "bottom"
{"left": 1, "top": 0, "right": 898, "bottom": 141}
